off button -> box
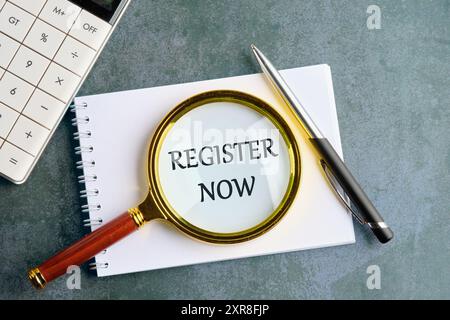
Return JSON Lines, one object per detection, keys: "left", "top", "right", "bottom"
{"left": 69, "top": 10, "right": 111, "bottom": 51}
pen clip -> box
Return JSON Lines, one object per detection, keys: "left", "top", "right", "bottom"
{"left": 320, "top": 160, "right": 366, "bottom": 225}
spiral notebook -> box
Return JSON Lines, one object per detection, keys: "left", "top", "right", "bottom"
{"left": 73, "top": 65, "right": 355, "bottom": 277}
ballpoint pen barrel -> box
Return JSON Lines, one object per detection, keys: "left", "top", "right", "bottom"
{"left": 311, "top": 138, "right": 393, "bottom": 243}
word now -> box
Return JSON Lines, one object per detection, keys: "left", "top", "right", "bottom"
{"left": 198, "top": 176, "right": 255, "bottom": 202}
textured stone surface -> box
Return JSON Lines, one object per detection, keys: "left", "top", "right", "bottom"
{"left": 0, "top": 0, "right": 449, "bottom": 299}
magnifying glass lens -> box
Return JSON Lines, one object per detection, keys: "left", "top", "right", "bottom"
{"left": 157, "top": 101, "right": 292, "bottom": 234}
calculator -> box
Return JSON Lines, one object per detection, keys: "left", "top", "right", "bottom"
{"left": 0, "top": 0, "right": 131, "bottom": 184}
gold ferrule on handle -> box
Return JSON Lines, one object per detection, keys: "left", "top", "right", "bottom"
{"left": 129, "top": 207, "right": 146, "bottom": 228}
{"left": 28, "top": 268, "right": 46, "bottom": 289}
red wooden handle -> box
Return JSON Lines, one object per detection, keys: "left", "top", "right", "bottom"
{"left": 28, "top": 212, "right": 139, "bottom": 289}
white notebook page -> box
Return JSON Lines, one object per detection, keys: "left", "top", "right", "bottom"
{"left": 75, "top": 65, "right": 355, "bottom": 277}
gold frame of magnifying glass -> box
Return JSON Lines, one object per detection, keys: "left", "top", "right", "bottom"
{"left": 137, "top": 90, "right": 301, "bottom": 244}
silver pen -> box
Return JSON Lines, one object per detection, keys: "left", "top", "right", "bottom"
{"left": 251, "top": 44, "right": 393, "bottom": 243}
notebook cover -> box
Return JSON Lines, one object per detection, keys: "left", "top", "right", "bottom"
{"left": 74, "top": 65, "right": 355, "bottom": 277}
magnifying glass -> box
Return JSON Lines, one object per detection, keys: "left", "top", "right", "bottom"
{"left": 28, "top": 90, "right": 301, "bottom": 289}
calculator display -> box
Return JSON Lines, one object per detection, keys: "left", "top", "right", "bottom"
{"left": 70, "top": 0, "right": 123, "bottom": 21}
{"left": 91, "top": 0, "right": 116, "bottom": 10}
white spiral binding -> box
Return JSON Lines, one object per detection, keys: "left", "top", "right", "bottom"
{"left": 74, "top": 146, "right": 94, "bottom": 155}
{"left": 81, "top": 204, "right": 102, "bottom": 213}
{"left": 78, "top": 175, "right": 98, "bottom": 183}
{"left": 72, "top": 101, "right": 109, "bottom": 270}
{"left": 76, "top": 160, "right": 95, "bottom": 169}
{"left": 70, "top": 102, "right": 87, "bottom": 112}
{"left": 71, "top": 116, "right": 90, "bottom": 126}
{"left": 83, "top": 217, "right": 102, "bottom": 226}
{"left": 89, "top": 262, "right": 109, "bottom": 270}
{"left": 73, "top": 131, "right": 92, "bottom": 140}
{"left": 80, "top": 189, "right": 99, "bottom": 198}
{"left": 72, "top": 102, "right": 101, "bottom": 219}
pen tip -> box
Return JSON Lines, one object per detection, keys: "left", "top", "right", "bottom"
{"left": 250, "top": 44, "right": 257, "bottom": 51}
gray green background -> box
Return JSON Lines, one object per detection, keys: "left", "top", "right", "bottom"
{"left": 1, "top": 0, "right": 449, "bottom": 299}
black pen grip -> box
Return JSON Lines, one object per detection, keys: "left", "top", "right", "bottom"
{"left": 311, "top": 138, "right": 393, "bottom": 243}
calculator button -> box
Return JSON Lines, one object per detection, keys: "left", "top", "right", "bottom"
{"left": 0, "top": 0, "right": 5, "bottom": 10}
{"left": 0, "top": 141, "right": 35, "bottom": 183}
{"left": 0, "top": 32, "right": 20, "bottom": 69}
{"left": 39, "top": 0, "right": 81, "bottom": 33}
{"left": 8, "top": 45, "right": 50, "bottom": 85}
{"left": 9, "top": 0, "right": 47, "bottom": 16}
{"left": 7, "top": 115, "right": 50, "bottom": 156}
{"left": 22, "top": 89, "right": 65, "bottom": 129}
{"left": 0, "top": 102, "right": 19, "bottom": 139}
{"left": 24, "top": 19, "right": 65, "bottom": 59}
{"left": 0, "top": 2, "right": 35, "bottom": 41}
{"left": 54, "top": 36, "right": 96, "bottom": 76}
{"left": 38, "top": 63, "right": 80, "bottom": 102}
{"left": 0, "top": 72, "right": 34, "bottom": 111}
{"left": 69, "top": 10, "right": 111, "bottom": 50}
